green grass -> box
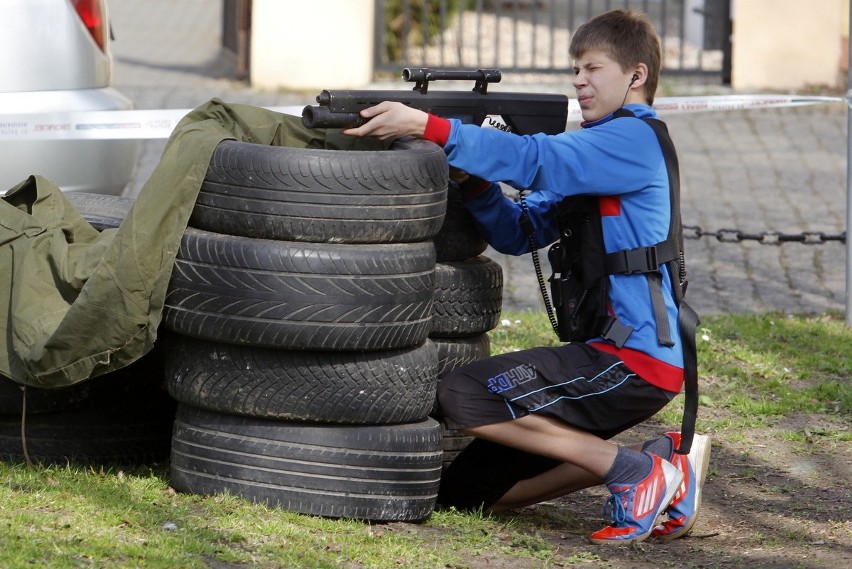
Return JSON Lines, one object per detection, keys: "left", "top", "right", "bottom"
{"left": 0, "top": 462, "right": 570, "bottom": 568}
{"left": 0, "top": 310, "right": 849, "bottom": 568}
{"left": 690, "top": 312, "right": 851, "bottom": 436}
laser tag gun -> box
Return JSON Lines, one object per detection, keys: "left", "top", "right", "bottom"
{"left": 301, "top": 68, "right": 569, "bottom": 135}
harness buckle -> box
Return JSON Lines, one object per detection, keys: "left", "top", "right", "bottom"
{"left": 620, "top": 245, "right": 659, "bottom": 273}
{"left": 600, "top": 317, "right": 633, "bottom": 348}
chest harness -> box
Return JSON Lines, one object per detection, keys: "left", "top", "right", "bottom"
{"left": 520, "top": 108, "right": 700, "bottom": 454}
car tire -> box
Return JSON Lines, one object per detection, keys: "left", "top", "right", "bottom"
{"left": 431, "top": 333, "right": 491, "bottom": 379}
{"left": 0, "top": 378, "right": 94, "bottom": 416}
{"left": 0, "top": 346, "right": 165, "bottom": 415}
{"left": 163, "top": 229, "right": 435, "bottom": 351}
{"left": 192, "top": 138, "right": 448, "bottom": 244}
{"left": 164, "top": 334, "right": 438, "bottom": 424}
{"left": 170, "top": 404, "right": 443, "bottom": 521}
{"left": 428, "top": 334, "right": 491, "bottom": 417}
{"left": 438, "top": 421, "right": 475, "bottom": 471}
{"left": 433, "top": 188, "right": 487, "bottom": 262}
{"left": 430, "top": 256, "right": 503, "bottom": 337}
{"left": 0, "top": 385, "right": 175, "bottom": 466}
{"left": 63, "top": 191, "right": 133, "bottom": 231}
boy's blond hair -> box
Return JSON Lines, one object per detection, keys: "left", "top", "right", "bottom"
{"left": 569, "top": 9, "right": 662, "bottom": 104}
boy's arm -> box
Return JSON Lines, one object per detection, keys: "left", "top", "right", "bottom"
{"left": 345, "top": 102, "right": 564, "bottom": 254}
{"left": 343, "top": 102, "right": 454, "bottom": 148}
{"left": 464, "top": 184, "right": 562, "bottom": 255}
{"left": 344, "top": 103, "right": 516, "bottom": 186}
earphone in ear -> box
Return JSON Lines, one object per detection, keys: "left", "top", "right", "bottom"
{"left": 621, "top": 74, "right": 640, "bottom": 107}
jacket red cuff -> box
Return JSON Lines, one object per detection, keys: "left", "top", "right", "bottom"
{"left": 423, "top": 114, "right": 451, "bottom": 146}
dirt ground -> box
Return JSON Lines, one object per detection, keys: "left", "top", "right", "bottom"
{"left": 406, "top": 411, "right": 851, "bottom": 569}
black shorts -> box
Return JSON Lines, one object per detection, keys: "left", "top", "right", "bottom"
{"left": 435, "top": 343, "right": 676, "bottom": 511}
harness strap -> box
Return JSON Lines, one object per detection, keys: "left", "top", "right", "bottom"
{"left": 603, "top": 240, "right": 678, "bottom": 346}
{"left": 604, "top": 240, "right": 678, "bottom": 348}
{"left": 604, "top": 240, "right": 679, "bottom": 274}
{"left": 677, "top": 302, "right": 701, "bottom": 454}
{"left": 647, "top": 272, "right": 674, "bottom": 347}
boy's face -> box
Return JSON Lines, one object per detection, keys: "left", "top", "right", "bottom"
{"left": 572, "top": 48, "right": 637, "bottom": 122}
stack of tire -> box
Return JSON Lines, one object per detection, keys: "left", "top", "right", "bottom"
{"left": 59, "top": 136, "right": 503, "bottom": 519}
{"left": 159, "top": 138, "right": 457, "bottom": 522}
{"left": 429, "top": 188, "right": 503, "bottom": 469}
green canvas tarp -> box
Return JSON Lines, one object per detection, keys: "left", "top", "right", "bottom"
{"left": 0, "top": 99, "right": 378, "bottom": 388}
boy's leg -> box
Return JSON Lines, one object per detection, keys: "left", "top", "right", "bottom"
{"left": 446, "top": 439, "right": 647, "bottom": 513}
{"left": 436, "top": 437, "right": 599, "bottom": 513}
{"left": 466, "top": 414, "right": 617, "bottom": 477}
{"left": 466, "top": 413, "right": 683, "bottom": 544}
{"left": 489, "top": 461, "right": 600, "bottom": 512}
{"left": 437, "top": 343, "right": 682, "bottom": 543}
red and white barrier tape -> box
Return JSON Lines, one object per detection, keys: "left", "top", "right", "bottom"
{"left": 569, "top": 94, "right": 843, "bottom": 122}
{"left": 0, "top": 96, "right": 842, "bottom": 141}
{"left": 0, "top": 106, "right": 305, "bottom": 142}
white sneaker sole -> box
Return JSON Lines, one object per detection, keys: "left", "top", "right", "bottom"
{"left": 656, "top": 433, "right": 712, "bottom": 541}
{"left": 657, "top": 458, "right": 686, "bottom": 524}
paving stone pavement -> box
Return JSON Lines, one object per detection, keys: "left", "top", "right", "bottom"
{"left": 109, "top": 0, "right": 849, "bottom": 317}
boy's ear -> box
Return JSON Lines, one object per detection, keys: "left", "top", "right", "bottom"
{"left": 629, "top": 63, "right": 649, "bottom": 87}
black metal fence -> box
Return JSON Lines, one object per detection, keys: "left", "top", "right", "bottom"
{"left": 373, "top": 0, "right": 731, "bottom": 82}
{"left": 222, "top": 0, "right": 252, "bottom": 78}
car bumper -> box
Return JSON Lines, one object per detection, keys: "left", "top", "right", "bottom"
{"left": 0, "top": 87, "right": 140, "bottom": 196}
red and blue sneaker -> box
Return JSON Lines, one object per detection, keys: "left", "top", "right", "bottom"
{"left": 652, "top": 432, "right": 712, "bottom": 541}
{"left": 588, "top": 452, "right": 683, "bottom": 544}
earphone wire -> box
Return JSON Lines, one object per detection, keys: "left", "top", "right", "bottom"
{"left": 620, "top": 74, "right": 638, "bottom": 108}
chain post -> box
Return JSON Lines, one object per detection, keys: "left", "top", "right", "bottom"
{"left": 847, "top": 5, "right": 852, "bottom": 327}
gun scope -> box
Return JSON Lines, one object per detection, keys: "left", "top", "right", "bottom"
{"left": 403, "top": 68, "right": 502, "bottom": 84}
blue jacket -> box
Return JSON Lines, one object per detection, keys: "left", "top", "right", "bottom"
{"left": 441, "top": 104, "right": 684, "bottom": 387}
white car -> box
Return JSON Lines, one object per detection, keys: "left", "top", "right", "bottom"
{"left": 0, "top": 0, "right": 138, "bottom": 195}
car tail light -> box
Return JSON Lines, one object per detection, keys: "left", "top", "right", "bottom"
{"left": 70, "top": 0, "right": 107, "bottom": 52}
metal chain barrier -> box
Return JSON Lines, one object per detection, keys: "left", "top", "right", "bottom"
{"left": 683, "top": 225, "right": 847, "bottom": 245}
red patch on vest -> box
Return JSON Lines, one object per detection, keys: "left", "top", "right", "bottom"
{"left": 599, "top": 196, "right": 621, "bottom": 216}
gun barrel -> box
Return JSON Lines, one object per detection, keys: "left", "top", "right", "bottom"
{"left": 302, "top": 106, "right": 366, "bottom": 129}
